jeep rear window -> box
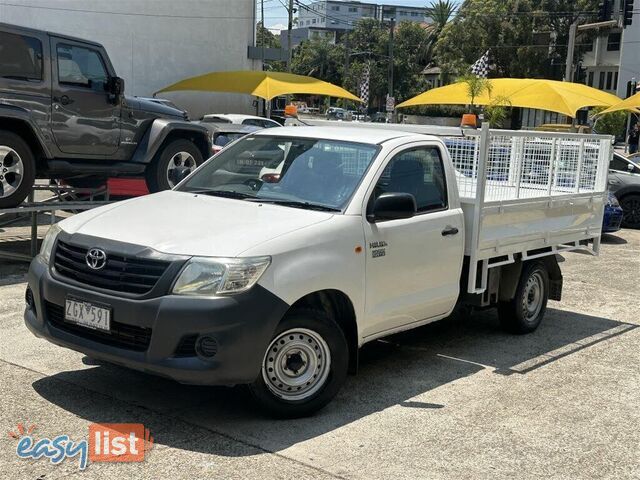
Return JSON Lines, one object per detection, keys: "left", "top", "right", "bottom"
{"left": 0, "top": 32, "right": 43, "bottom": 81}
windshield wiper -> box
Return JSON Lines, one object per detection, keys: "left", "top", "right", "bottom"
{"left": 256, "top": 199, "right": 340, "bottom": 212}
{"left": 187, "top": 189, "right": 256, "bottom": 200}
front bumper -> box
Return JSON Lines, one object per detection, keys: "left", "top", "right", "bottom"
{"left": 25, "top": 256, "right": 289, "bottom": 385}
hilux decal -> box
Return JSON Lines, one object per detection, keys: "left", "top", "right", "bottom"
{"left": 369, "top": 241, "right": 387, "bottom": 258}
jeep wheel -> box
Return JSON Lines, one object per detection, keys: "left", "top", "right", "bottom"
{"left": 248, "top": 309, "right": 349, "bottom": 418}
{"left": 0, "top": 131, "right": 36, "bottom": 209}
{"left": 620, "top": 194, "right": 640, "bottom": 229}
{"left": 146, "top": 139, "right": 203, "bottom": 192}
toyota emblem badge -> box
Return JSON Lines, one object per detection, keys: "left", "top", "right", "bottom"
{"left": 85, "top": 248, "right": 107, "bottom": 270}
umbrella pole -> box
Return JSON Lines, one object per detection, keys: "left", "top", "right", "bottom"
{"left": 625, "top": 112, "right": 632, "bottom": 154}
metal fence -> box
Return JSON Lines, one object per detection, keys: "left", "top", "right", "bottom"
{"left": 444, "top": 130, "right": 612, "bottom": 203}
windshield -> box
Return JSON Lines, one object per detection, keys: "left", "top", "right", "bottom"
{"left": 179, "top": 135, "right": 379, "bottom": 211}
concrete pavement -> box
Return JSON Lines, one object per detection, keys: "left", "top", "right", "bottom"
{"left": 0, "top": 230, "right": 638, "bottom": 479}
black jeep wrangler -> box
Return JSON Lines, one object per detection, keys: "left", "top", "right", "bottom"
{"left": 0, "top": 23, "right": 211, "bottom": 208}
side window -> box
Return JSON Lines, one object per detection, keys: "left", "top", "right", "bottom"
{"left": 0, "top": 32, "right": 43, "bottom": 80}
{"left": 373, "top": 147, "right": 448, "bottom": 213}
{"left": 57, "top": 44, "right": 108, "bottom": 89}
{"left": 610, "top": 155, "right": 629, "bottom": 172}
{"left": 242, "top": 119, "right": 262, "bottom": 127}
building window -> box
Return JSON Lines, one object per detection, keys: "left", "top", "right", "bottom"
{"left": 348, "top": 7, "right": 357, "bottom": 12}
{"left": 606, "top": 71, "right": 613, "bottom": 90}
{"left": 599, "top": 71, "right": 606, "bottom": 89}
{"left": 312, "top": 18, "right": 316, "bottom": 24}
{"left": 614, "top": 71, "right": 619, "bottom": 90}
{"left": 411, "top": 12, "right": 419, "bottom": 17}
{"left": 607, "top": 32, "right": 621, "bottom": 51}
{"left": 331, "top": 5, "right": 340, "bottom": 11}
{"left": 588, "top": 71, "right": 594, "bottom": 87}
{"left": 584, "top": 40, "right": 593, "bottom": 52}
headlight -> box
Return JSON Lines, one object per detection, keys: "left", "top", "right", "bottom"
{"left": 172, "top": 256, "right": 271, "bottom": 296}
{"left": 607, "top": 192, "right": 620, "bottom": 207}
{"left": 40, "top": 224, "right": 61, "bottom": 265}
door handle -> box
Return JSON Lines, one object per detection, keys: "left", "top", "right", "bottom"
{"left": 54, "top": 95, "right": 73, "bottom": 105}
{"left": 441, "top": 226, "right": 459, "bottom": 236}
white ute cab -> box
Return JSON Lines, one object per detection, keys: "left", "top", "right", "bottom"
{"left": 25, "top": 125, "right": 611, "bottom": 417}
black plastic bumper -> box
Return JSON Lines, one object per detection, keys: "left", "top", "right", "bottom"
{"left": 24, "top": 256, "right": 289, "bottom": 386}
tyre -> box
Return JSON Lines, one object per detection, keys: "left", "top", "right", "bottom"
{"left": 145, "top": 139, "right": 203, "bottom": 192}
{"left": 620, "top": 194, "right": 640, "bottom": 229}
{"left": 498, "top": 261, "right": 549, "bottom": 334}
{"left": 248, "top": 308, "right": 349, "bottom": 418}
{"left": 0, "top": 131, "right": 36, "bottom": 208}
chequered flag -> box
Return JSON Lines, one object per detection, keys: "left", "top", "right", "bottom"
{"left": 470, "top": 50, "right": 490, "bottom": 78}
{"left": 359, "top": 62, "right": 370, "bottom": 106}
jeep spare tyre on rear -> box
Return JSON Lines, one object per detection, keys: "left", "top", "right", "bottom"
{"left": 146, "top": 139, "right": 204, "bottom": 192}
{"left": 0, "top": 131, "right": 36, "bottom": 209}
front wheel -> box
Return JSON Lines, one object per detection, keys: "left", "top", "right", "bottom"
{"left": 248, "top": 309, "right": 349, "bottom": 418}
{"left": 620, "top": 194, "right": 640, "bottom": 229}
{"left": 0, "top": 131, "right": 36, "bottom": 208}
{"left": 498, "top": 261, "right": 549, "bottom": 334}
{"left": 145, "top": 139, "right": 203, "bottom": 192}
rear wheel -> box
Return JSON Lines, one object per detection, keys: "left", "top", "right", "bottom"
{"left": 248, "top": 309, "right": 349, "bottom": 418}
{"left": 0, "top": 131, "right": 36, "bottom": 208}
{"left": 498, "top": 261, "right": 549, "bottom": 334}
{"left": 145, "top": 139, "right": 203, "bottom": 192}
{"left": 620, "top": 194, "right": 640, "bottom": 229}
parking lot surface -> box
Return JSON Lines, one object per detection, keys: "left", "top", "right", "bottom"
{"left": 0, "top": 229, "right": 638, "bottom": 479}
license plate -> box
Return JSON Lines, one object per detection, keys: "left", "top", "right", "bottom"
{"left": 64, "top": 297, "right": 111, "bottom": 332}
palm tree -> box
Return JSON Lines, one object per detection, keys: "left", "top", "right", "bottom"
{"left": 423, "top": 0, "right": 457, "bottom": 66}
{"left": 425, "top": 0, "right": 456, "bottom": 36}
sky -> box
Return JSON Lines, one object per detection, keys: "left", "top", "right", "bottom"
{"left": 260, "top": 0, "right": 450, "bottom": 32}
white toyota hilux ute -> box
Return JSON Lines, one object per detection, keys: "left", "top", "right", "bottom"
{"left": 25, "top": 125, "right": 611, "bottom": 417}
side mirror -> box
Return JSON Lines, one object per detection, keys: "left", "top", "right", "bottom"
{"left": 368, "top": 192, "right": 417, "bottom": 222}
{"left": 108, "top": 76, "right": 125, "bottom": 96}
{"left": 628, "top": 162, "right": 635, "bottom": 172}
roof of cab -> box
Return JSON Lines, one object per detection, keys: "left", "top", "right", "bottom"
{"left": 253, "top": 126, "right": 424, "bottom": 145}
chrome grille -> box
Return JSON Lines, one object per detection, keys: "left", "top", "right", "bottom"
{"left": 53, "top": 240, "right": 170, "bottom": 295}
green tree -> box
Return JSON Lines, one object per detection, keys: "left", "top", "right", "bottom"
{"left": 291, "top": 38, "right": 344, "bottom": 86}
{"left": 341, "top": 19, "right": 390, "bottom": 108}
{"left": 256, "top": 22, "right": 286, "bottom": 71}
{"left": 256, "top": 21, "right": 280, "bottom": 48}
{"left": 593, "top": 107, "right": 628, "bottom": 140}
{"left": 393, "top": 22, "right": 432, "bottom": 102}
{"left": 458, "top": 73, "right": 492, "bottom": 108}
{"left": 425, "top": 0, "right": 457, "bottom": 36}
{"left": 433, "top": 0, "right": 599, "bottom": 79}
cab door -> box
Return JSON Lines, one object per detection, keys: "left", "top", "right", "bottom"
{"left": 50, "top": 38, "right": 121, "bottom": 156}
{"left": 361, "top": 143, "right": 464, "bottom": 339}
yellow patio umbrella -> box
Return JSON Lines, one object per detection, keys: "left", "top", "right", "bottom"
{"left": 594, "top": 91, "right": 640, "bottom": 115}
{"left": 155, "top": 70, "right": 362, "bottom": 102}
{"left": 397, "top": 78, "right": 621, "bottom": 117}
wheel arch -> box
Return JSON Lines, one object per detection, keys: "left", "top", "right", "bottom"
{"left": 614, "top": 185, "right": 640, "bottom": 202}
{"left": 287, "top": 289, "right": 359, "bottom": 374}
{"left": 0, "top": 115, "right": 51, "bottom": 169}
{"left": 131, "top": 119, "right": 211, "bottom": 164}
